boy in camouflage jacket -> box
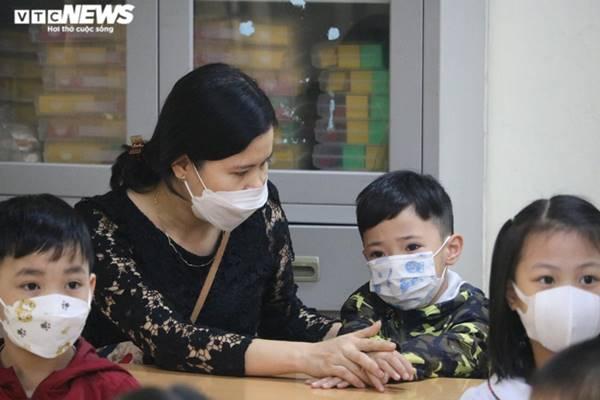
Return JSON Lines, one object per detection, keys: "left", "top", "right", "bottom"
{"left": 338, "top": 171, "right": 489, "bottom": 382}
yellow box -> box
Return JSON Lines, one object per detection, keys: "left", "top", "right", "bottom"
{"left": 248, "top": 48, "right": 286, "bottom": 70}
{"left": 338, "top": 45, "right": 361, "bottom": 69}
{"left": 252, "top": 24, "right": 291, "bottom": 46}
{"left": 36, "top": 93, "right": 123, "bottom": 115}
{"left": 44, "top": 139, "right": 122, "bottom": 164}
{"left": 195, "top": 19, "right": 293, "bottom": 46}
{"left": 365, "top": 145, "right": 387, "bottom": 171}
{"left": 42, "top": 46, "right": 123, "bottom": 65}
{"left": 350, "top": 71, "right": 372, "bottom": 93}
{"left": 326, "top": 72, "right": 346, "bottom": 92}
{"left": 347, "top": 120, "right": 369, "bottom": 144}
{"left": 346, "top": 95, "right": 369, "bottom": 119}
{"left": 43, "top": 67, "right": 125, "bottom": 90}
{"left": 271, "top": 143, "right": 311, "bottom": 169}
{"left": 317, "top": 46, "right": 337, "bottom": 68}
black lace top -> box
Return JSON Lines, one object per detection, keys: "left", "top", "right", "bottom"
{"left": 75, "top": 182, "right": 334, "bottom": 376}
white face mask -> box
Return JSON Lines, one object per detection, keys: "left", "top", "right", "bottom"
{"left": 0, "top": 293, "right": 91, "bottom": 359}
{"left": 367, "top": 237, "right": 451, "bottom": 310}
{"left": 183, "top": 165, "right": 269, "bottom": 232}
{"left": 513, "top": 284, "right": 600, "bottom": 352}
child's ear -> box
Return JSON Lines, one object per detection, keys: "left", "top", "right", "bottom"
{"left": 444, "top": 234, "right": 463, "bottom": 266}
{"left": 89, "top": 273, "right": 96, "bottom": 295}
{"left": 506, "top": 283, "right": 519, "bottom": 311}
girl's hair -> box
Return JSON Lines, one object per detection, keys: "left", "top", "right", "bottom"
{"left": 110, "top": 63, "right": 277, "bottom": 193}
{"left": 488, "top": 195, "right": 600, "bottom": 381}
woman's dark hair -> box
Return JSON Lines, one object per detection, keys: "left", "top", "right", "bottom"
{"left": 110, "top": 63, "right": 277, "bottom": 193}
{"left": 0, "top": 194, "right": 94, "bottom": 271}
{"left": 356, "top": 170, "right": 454, "bottom": 239}
{"left": 530, "top": 336, "right": 600, "bottom": 400}
{"left": 488, "top": 195, "right": 600, "bottom": 381}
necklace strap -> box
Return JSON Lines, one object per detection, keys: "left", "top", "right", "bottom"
{"left": 190, "top": 231, "right": 230, "bottom": 324}
{"left": 166, "top": 234, "right": 215, "bottom": 268}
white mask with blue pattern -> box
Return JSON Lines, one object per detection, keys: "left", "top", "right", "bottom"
{"left": 367, "top": 237, "right": 451, "bottom": 310}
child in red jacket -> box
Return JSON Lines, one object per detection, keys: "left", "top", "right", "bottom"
{"left": 0, "top": 194, "right": 140, "bottom": 400}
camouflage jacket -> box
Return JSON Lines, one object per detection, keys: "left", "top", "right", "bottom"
{"left": 339, "top": 281, "right": 489, "bottom": 380}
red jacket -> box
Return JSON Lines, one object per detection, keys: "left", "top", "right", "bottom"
{"left": 0, "top": 338, "right": 140, "bottom": 400}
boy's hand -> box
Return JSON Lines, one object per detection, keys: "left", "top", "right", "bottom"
{"left": 306, "top": 351, "right": 416, "bottom": 392}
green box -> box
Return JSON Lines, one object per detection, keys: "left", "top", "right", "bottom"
{"left": 368, "top": 120, "right": 388, "bottom": 145}
{"left": 342, "top": 144, "right": 365, "bottom": 170}
{"left": 371, "top": 70, "right": 389, "bottom": 94}
{"left": 370, "top": 96, "right": 389, "bottom": 120}
{"left": 360, "top": 45, "right": 384, "bottom": 69}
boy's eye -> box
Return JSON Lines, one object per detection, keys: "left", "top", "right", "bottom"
{"left": 406, "top": 243, "right": 422, "bottom": 252}
{"left": 234, "top": 171, "right": 248, "bottom": 177}
{"left": 67, "top": 281, "right": 82, "bottom": 290}
{"left": 368, "top": 251, "right": 385, "bottom": 260}
{"left": 21, "top": 282, "right": 40, "bottom": 291}
{"left": 537, "top": 276, "right": 555, "bottom": 285}
{"left": 580, "top": 275, "right": 598, "bottom": 285}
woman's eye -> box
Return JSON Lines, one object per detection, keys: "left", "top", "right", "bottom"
{"left": 406, "top": 243, "right": 422, "bottom": 252}
{"left": 67, "top": 281, "right": 82, "bottom": 290}
{"left": 537, "top": 276, "right": 555, "bottom": 285}
{"left": 21, "top": 282, "right": 40, "bottom": 291}
{"left": 369, "top": 251, "right": 385, "bottom": 260}
{"left": 234, "top": 171, "right": 248, "bottom": 177}
{"left": 581, "top": 275, "right": 598, "bottom": 285}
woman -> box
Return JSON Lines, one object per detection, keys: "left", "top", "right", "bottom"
{"left": 75, "top": 63, "right": 396, "bottom": 389}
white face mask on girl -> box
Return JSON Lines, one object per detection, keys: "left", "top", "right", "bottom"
{"left": 513, "top": 283, "right": 600, "bottom": 352}
{"left": 367, "top": 237, "right": 451, "bottom": 310}
{"left": 0, "top": 293, "right": 91, "bottom": 359}
{"left": 183, "top": 165, "right": 269, "bottom": 232}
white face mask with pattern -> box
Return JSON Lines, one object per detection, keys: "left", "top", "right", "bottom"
{"left": 367, "top": 237, "right": 451, "bottom": 310}
{"left": 0, "top": 293, "right": 91, "bottom": 359}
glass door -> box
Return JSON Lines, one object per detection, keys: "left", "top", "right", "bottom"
{"left": 160, "top": 0, "right": 422, "bottom": 212}
{"left": 0, "top": 0, "right": 158, "bottom": 198}
{"left": 194, "top": 1, "right": 391, "bottom": 173}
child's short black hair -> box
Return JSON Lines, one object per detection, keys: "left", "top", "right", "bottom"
{"left": 530, "top": 336, "right": 600, "bottom": 400}
{"left": 356, "top": 170, "right": 454, "bottom": 239}
{"left": 0, "top": 194, "right": 93, "bottom": 271}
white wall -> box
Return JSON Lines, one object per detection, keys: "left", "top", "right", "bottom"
{"left": 432, "top": 0, "right": 487, "bottom": 289}
{"left": 485, "top": 0, "right": 600, "bottom": 285}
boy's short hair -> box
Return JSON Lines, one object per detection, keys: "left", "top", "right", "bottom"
{"left": 530, "top": 336, "right": 600, "bottom": 400}
{"left": 0, "top": 194, "right": 93, "bottom": 270}
{"left": 356, "top": 170, "right": 454, "bottom": 238}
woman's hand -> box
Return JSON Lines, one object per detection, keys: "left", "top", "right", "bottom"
{"left": 307, "top": 350, "right": 416, "bottom": 392}
{"left": 301, "top": 321, "right": 396, "bottom": 391}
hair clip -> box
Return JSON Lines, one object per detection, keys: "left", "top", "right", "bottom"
{"left": 128, "top": 135, "right": 145, "bottom": 156}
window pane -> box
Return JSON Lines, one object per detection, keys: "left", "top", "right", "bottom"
{"left": 194, "top": 0, "right": 390, "bottom": 171}
{"left": 0, "top": 1, "right": 127, "bottom": 164}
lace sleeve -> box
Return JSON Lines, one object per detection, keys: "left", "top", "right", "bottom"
{"left": 77, "top": 204, "right": 253, "bottom": 376}
{"left": 257, "top": 186, "right": 335, "bottom": 342}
